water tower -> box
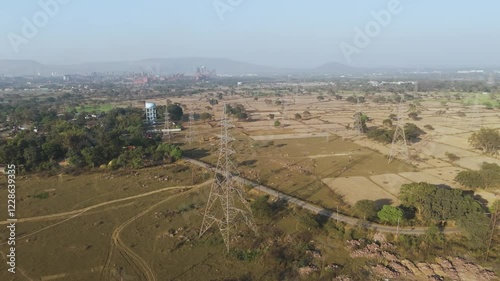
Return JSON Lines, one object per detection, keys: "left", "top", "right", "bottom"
{"left": 145, "top": 102, "right": 157, "bottom": 124}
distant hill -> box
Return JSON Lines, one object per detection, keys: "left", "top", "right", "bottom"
{"left": 0, "top": 60, "right": 47, "bottom": 76}
{"left": 0, "top": 58, "right": 359, "bottom": 76}
{"left": 311, "top": 62, "right": 358, "bottom": 74}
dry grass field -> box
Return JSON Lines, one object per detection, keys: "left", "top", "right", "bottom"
{"left": 2, "top": 91, "right": 499, "bottom": 279}
{"left": 321, "top": 176, "right": 400, "bottom": 207}
{"left": 0, "top": 165, "right": 371, "bottom": 281}
{"left": 175, "top": 92, "right": 499, "bottom": 204}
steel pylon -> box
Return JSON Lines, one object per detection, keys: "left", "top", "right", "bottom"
{"left": 388, "top": 98, "right": 410, "bottom": 163}
{"left": 199, "top": 104, "right": 256, "bottom": 251}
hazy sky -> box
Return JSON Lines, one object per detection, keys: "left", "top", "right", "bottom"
{"left": 1, "top": 0, "right": 499, "bottom": 68}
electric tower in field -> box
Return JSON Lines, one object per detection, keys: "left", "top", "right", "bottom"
{"left": 185, "top": 112, "right": 196, "bottom": 144}
{"left": 199, "top": 104, "right": 256, "bottom": 251}
{"left": 470, "top": 93, "right": 482, "bottom": 130}
{"left": 281, "top": 101, "right": 287, "bottom": 121}
{"left": 352, "top": 97, "right": 364, "bottom": 135}
{"left": 295, "top": 85, "right": 299, "bottom": 105}
{"left": 388, "top": 98, "right": 410, "bottom": 163}
{"left": 163, "top": 105, "right": 171, "bottom": 141}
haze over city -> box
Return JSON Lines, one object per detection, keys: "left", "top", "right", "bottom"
{"left": 2, "top": 0, "right": 500, "bottom": 68}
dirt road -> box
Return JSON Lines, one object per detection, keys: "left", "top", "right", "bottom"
{"left": 184, "top": 158, "right": 461, "bottom": 235}
{"left": 0, "top": 180, "right": 213, "bottom": 226}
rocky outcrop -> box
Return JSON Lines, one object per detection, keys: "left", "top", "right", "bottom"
{"left": 345, "top": 240, "right": 498, "bottom": 280}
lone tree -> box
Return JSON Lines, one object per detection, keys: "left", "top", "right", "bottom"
{"left": 455, "top": 171, "right": 484, "bottom": 189}
{"left": 455, "top": 162, "right": 500, "bottom": 189}
{"left": 469, "top": 128, "right": 500, "bottom": 155}
{"left": 294, "top": 113, "right": 302, "bottom": 120}
{"left": 274, "top": 120, "right": 281, "bottom": 127}
{"left": 167, "top": 103, "right": 184, "bottom": 122}
{"left": 346, "top": 96, "right": 357, "bottom": 104}
{"left": 404, "top": 123, "right": 425, "bottom": 142}
{"left": 251, "top": 195, "right": 273, "bottom": 219}
{"left": 377, "top": 205, "right": 403, "bottom": 225}
{"left": 445, "top": 152, "right": 460, "bottom": 162}
{"left": 382, "top": 119, "right": 393, "bottom": 127}
{"left": 200, "top": 112, "right": 212, "bottom": 121}
{"left": 353, "top": 200, "right": 378, "bottom": 220}
{"left": 353, "top": 112, "right": 368, "bottom": 133}
{"left": 408, "top": 112, "right": 420, "bottom": 121}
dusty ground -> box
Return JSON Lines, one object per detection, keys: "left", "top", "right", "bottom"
{"left": 369, "top": 174, "right": 412, "bottom": 197}
{"left": 0, "top": 164, "right": 209, "bottom": 218}
{"left": 183, "top": 130, "right": 414, "bottom": 211}
{"left": 0, "top": 167, "right": 369, "bottom": 281}
{"left": 0, "top": 163, "right": 213, "bottom": 280}
{"left": 1, "top": 91, "right": 499, "bottom": 280}
{"left": 173, "top": 92, "right": 500, "bottom": 207}
{"left": 322, "top": 176, "right": 400, "bottom": 207}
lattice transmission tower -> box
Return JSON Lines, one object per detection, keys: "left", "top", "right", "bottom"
{"left": 470, "top": 93, "right": 482, "bottom": 130}
{"left": 352, "top": 97, "right": 364, "bottom": 135}
{"left": 388, "top": 98, "right": 410, "bottom": 163}
{"left": 294, "top": 85, "right": 299, "bottom": 105}
{"left": 281, "top": 100, "right": 287, "bottom": 121}
{"left": 185, "top": 112, "right": 196, "bottom": 144}
{"left": 199, "top": 104, "right": 256, "bottom": 251}
{"left": 163, "top": 105, "right": 171, "bottom": 141}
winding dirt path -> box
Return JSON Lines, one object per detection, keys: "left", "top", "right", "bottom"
{"left": 0, "top": 180, "right": 213, "bottom": 226}
{"left": 101, "top": 180, "right": 209, "bottom": 281}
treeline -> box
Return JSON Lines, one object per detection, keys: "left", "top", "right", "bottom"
{"left": 226, "top": 103, "right": 248, "bottom": 120}
{"left": 352, "top": 182, "right": 497, "bottom": 251}
{"left": 366, "top": 123, "right": 425, "bottom": 144}
{"left": 455, "top": 162, "right": 500, "bottom": 189}
{"left": 0, "top": 107, "right": 182, "bottom": 172}
{"left": 399, "top": 182, "right": 493, "bottom": 250}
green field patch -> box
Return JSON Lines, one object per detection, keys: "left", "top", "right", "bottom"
{"left": 69, "top": 104, "right": 116, "bottom": 113}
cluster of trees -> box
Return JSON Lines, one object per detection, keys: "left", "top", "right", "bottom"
{"left": 352, "top": 200, "right": 404, "bottom": 225}
{"left": 208, "top": 98, "right": 218, "bottom": 106}
{"left": 373, "top": 96, "right": 388, "bottom": 104}
{"left": 371, "top": 93, "right": 417, "bottom": 104}
{"left": 353, "top": 112, "right": 369, "bottom": 133}
{"left": 352, "top": 182, "right": 493, "bottom": 249}
{"left": 414, "top": 80, "right": 494, "bottom": 93}
{"left": 455, "top": 162, "right": 500, "bottom": 189}
{"left": 399, "top": 182, "right": 490, "bottom": 249}
{"left": 199, "top": 112, "right": 213, "bottom": 121}
{"left": 445, "top": 152, "right": 460, "bottom": 162}
{"left": 226, "top": 104, "right": 248, "bottom": 120}
{"left": 469, "top": 128, "right": 500, "bottom": 155}
{"left": 408, "top": 112, "right": 420, "bottom": 121}
{"left": 0, "top": 107, "right": 182, "bottom": 172}
{"left": 352, "top": 182, "right": 496, "bottom": 251}
{"left": 251, "top": 195, "right": 287, "bottom": 220}
{"left": 366, "top": 123, "right": 425, "bottom": 144}
{"left": 399, "top": 183, "right": 482, "bottom": 222}
{"left": 156, "top": 103, "right": 184, "bottom": 122}
{"left": 346, "top": 96, "right": 365, "bottom": 104}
